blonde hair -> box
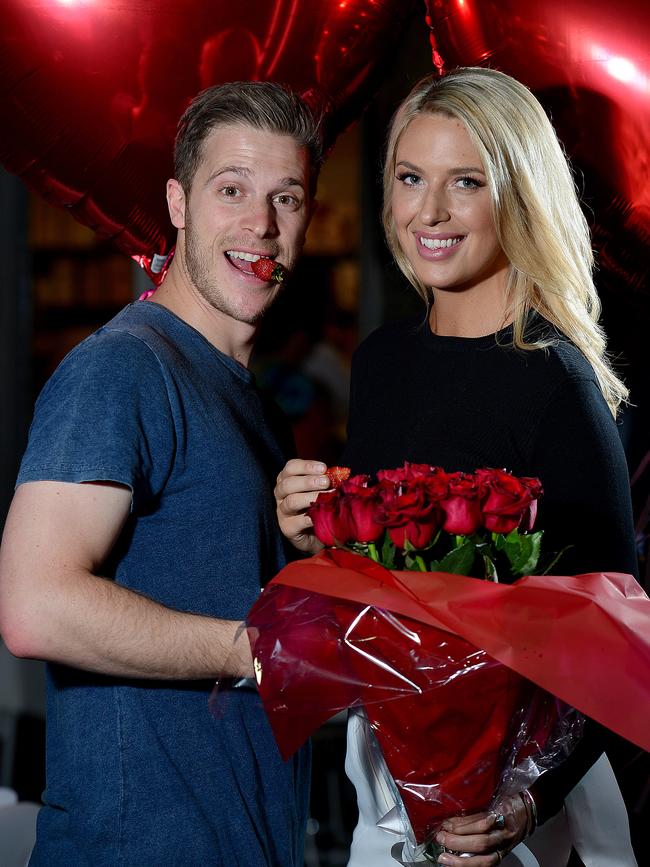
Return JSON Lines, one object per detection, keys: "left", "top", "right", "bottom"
{"left": 382, "top": 67, "right": 627, "bottom": 416}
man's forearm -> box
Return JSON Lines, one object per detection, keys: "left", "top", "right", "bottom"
{"left": 3, "top": 567, "right": 253, "bottom": 680}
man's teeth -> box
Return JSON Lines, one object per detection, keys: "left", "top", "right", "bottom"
{"left": 420, "top": 236, "right": 463, "bottom": 250}
{"left": 226, "top": 251, "right": 262, "bottom": 262}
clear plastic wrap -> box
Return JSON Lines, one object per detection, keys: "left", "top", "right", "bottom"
{"left": 248, "top": 573, "right": 582, "bottom": 848}
{"left": 246, "top": 547, "right": 650, "bottom": 851}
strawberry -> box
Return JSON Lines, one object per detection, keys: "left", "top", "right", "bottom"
{"left": 251, "top": 256, "right": 286, "bottom": 284}
{"left": 326, "top": 466, "right": 351, "bottom": 489}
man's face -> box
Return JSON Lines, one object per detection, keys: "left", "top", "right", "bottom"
{"left": 168, "top": 123, "right": 313, "bottom": 325}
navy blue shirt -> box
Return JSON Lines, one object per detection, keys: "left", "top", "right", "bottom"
{"left": 18, "top": 302, "right": 309, "bottom": 865}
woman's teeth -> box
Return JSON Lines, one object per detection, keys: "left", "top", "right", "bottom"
{"left": 419, "top": 236, "right": 463, "bottom": 249}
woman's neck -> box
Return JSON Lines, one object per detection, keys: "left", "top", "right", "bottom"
{"left": 428, "top": 282, "right": 512, "bottom": 338}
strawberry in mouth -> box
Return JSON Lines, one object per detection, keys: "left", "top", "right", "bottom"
{"left": 251, "top": 256, "right": 287, "bottom": 284}
{"left": 225, "top": 251, "right": 287, "bottom": 283}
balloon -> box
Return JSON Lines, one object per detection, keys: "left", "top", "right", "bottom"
{"left": 0, "top": 0, "right": 415, "bottom": 281}
{"left": 423, "top": 0, "right": 650, "bottom": 307}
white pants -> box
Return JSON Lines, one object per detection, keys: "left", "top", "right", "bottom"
{"left": 345, "top": 712, "right": 638, "bottom": 867}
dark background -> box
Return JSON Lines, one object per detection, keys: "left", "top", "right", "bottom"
{"left": 0, "top": 8, "right": 647, "bottom": 865}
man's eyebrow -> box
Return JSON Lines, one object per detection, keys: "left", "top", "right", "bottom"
{"left": 205, "top": 168, "right": 306, "bottom": 190}
{"left": 395, "top": 159, "right": 485, "bottom": 175}
{"left": 206, "top": 166, "right": 251, "bottom": 184}
{"left": 278, "top": 177, "right": 306, "bottom": 189}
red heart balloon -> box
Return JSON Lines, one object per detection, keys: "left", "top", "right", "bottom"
{"left": 0, "top": 0, "right": 415, "bottom": 279}
{"left": 424, "top": 0, "right": 650, "bottom": 294}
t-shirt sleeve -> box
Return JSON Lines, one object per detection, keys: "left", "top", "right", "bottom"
{"left": 527, "top": 375, "right": 638, "bottom": 822}
{"left": 17, "top": 329, "right": 176, "bottom": 512}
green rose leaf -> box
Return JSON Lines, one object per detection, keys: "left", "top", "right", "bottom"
{"left": 437, "top": 541, "right": 476, "bottom": 575}
{"left": 495, "top": 530, "right": 543, "bottom": 576}
{"left": 380, "top": 531, "right": 397, "bottom": 570}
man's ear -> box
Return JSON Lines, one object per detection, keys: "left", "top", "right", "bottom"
{"left": 167, "top": 179, "right": 186, "bottom": 230}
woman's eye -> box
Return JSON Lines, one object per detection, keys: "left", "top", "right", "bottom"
{"left": 397, "top": 172, "right": 421, "bottom": 187}
{"left": 455, "top": 176, "right": 482, "bottom": 189}
{"left": 220, "top": 186, "right": 240, "bottom": 197}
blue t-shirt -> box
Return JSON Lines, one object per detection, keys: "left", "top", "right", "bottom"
{"left": 18, "top": 302, "right": 310, "bottom": 866}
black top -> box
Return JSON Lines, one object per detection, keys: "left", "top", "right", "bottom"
{"left": 342, "top": 311, "right": 638, "bottom": 823}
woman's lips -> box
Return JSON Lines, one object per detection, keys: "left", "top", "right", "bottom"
{"left": 416, "top": 234, "right": 466, "bottom": 260}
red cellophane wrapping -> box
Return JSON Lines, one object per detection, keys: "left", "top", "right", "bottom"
{"left": 247, "top": 549, "right": 650, "bottom": 844}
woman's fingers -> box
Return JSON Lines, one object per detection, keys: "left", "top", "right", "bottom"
{"left": 274, "top": 459, "right": 328, "bottom": 504}
{"left": 273, "top": 459, "right": 329, "bottom": 553}
{"left": 437, "top": 852, "right": 503, "bottom": 867}
{"left": 435, "top": 798, "right": 529, "bottom": 865}
{"left": 278, "top": 491, "right": 321, "bottom": 518}
{"left": 436, "top": 828, "right": 504, "bottom": 855}
{"left": 441, "top": 812, "right": 498, "bottom": 834}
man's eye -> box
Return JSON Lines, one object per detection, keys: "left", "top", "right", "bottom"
{"left": 221, "top": 186, "right": 240, "bottom": 197}
{"left": 274, "top": 194, "right": 298, "bottom": 207}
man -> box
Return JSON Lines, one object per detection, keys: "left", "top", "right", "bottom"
{"left": 0, "top": 81, "right": 324, "bottom": 865}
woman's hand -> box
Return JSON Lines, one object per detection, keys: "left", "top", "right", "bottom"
{"left": 274, "top": 458, "right": 331, "bottom": 554}
{"left": 435, "top": 794, "right": 529, "bottom": 865}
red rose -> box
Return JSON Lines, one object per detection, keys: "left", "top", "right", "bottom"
{"left": 379, "top": 484, "right": 440, "bottom": 550}
{"left": 478, "top": 469, "right": 542, "bottom": 534}
{"left": 519, "top": 477, "right": 544, "bottom": 532}
{"left": 377, "top": 462, "right": 436, "bottom": 485}
{"left": 344, "top": 488, "right": 384, "bottom": 543}
{"left": 308, "top": 490, "right": 354, "bottom": 546}
{"left": 419, "top": 467, "right": 451, "bottom": 503}
{"left": 340, "top": 473, "right": 373, "bottom": 494}
{"left": 440, "top": 472, "right": 483, "bottom": 535}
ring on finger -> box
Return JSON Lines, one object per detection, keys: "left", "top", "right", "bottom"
{"left": 494, "top": 849, "right": 504, "bottom": 865}
{"left": 493, "top": 812, "right": 506, "bottom": 830}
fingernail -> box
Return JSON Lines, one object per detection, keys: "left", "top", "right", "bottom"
{"left": 311, "top": 463, "right": 327, "bottom": 473}
{"left": 316, "top": 476, "right": 329, "bottom": 487}
{"left": 435, "top": 832, "right": 444, "bottom": 844}
{"left": 437, "top": 856, "right": 452, "bottom": 866}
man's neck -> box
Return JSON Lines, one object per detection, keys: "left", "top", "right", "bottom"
{"left": 150, "top": 263, "right": 257, "bottom": 369}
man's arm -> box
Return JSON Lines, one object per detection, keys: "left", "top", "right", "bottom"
{"left": 0, "top": 480, "right": 253, "bottom": 679}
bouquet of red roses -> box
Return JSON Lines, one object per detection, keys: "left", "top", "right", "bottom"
{"left": 309, "top": 463, "right": 545, "bottom": 580}
{"left": 246, "top": 463, "right": 650, "bottom": 854}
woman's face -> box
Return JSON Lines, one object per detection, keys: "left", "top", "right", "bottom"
{"left": 390, "top": 113, "right": 509, "bottom": 296}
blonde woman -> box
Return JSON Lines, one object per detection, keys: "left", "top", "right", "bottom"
{"left": 275, "top": 68, "right": 639, "bottom": 866}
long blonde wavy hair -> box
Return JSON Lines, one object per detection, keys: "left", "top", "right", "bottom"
{"left": 382, "top": 66, "right": 627, "bottom": 416}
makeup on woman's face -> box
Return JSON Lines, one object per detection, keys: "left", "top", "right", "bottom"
{"left": 391, "top": 113, "right": 509, "bottom": 296}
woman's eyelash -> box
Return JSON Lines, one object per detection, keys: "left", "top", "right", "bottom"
{"left": 456, "top": 176, "right": 483, "bottom": 188}
{"left": 396, "top": 172, "right": 420, "bottom": 184}
{"left": 395, "top": 172, "right": 484, "bottom": 188}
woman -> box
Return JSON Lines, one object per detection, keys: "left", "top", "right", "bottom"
{"left": 275, "top": 67, "right": 639, "bottom": 866}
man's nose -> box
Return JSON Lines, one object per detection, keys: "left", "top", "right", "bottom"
{"left": 241, "top": 197, "right": 279, "bottom": 238}
{"left": 419, "top": 187, "right": 450, "bottom": 225}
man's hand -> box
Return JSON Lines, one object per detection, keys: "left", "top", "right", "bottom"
{"left": 0, "top": 480, "right": 253, "bottom": 679}
{"left": 274, "top": 458, "right": 330, "bottom": 554}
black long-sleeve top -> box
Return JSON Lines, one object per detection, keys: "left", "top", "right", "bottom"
{"left": 341, "top": 311, "right": 639, "bottom": 824}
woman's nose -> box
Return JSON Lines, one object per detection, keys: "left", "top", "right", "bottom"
{"left": 419, "top": 187, "right": 450, "bottom": 225}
